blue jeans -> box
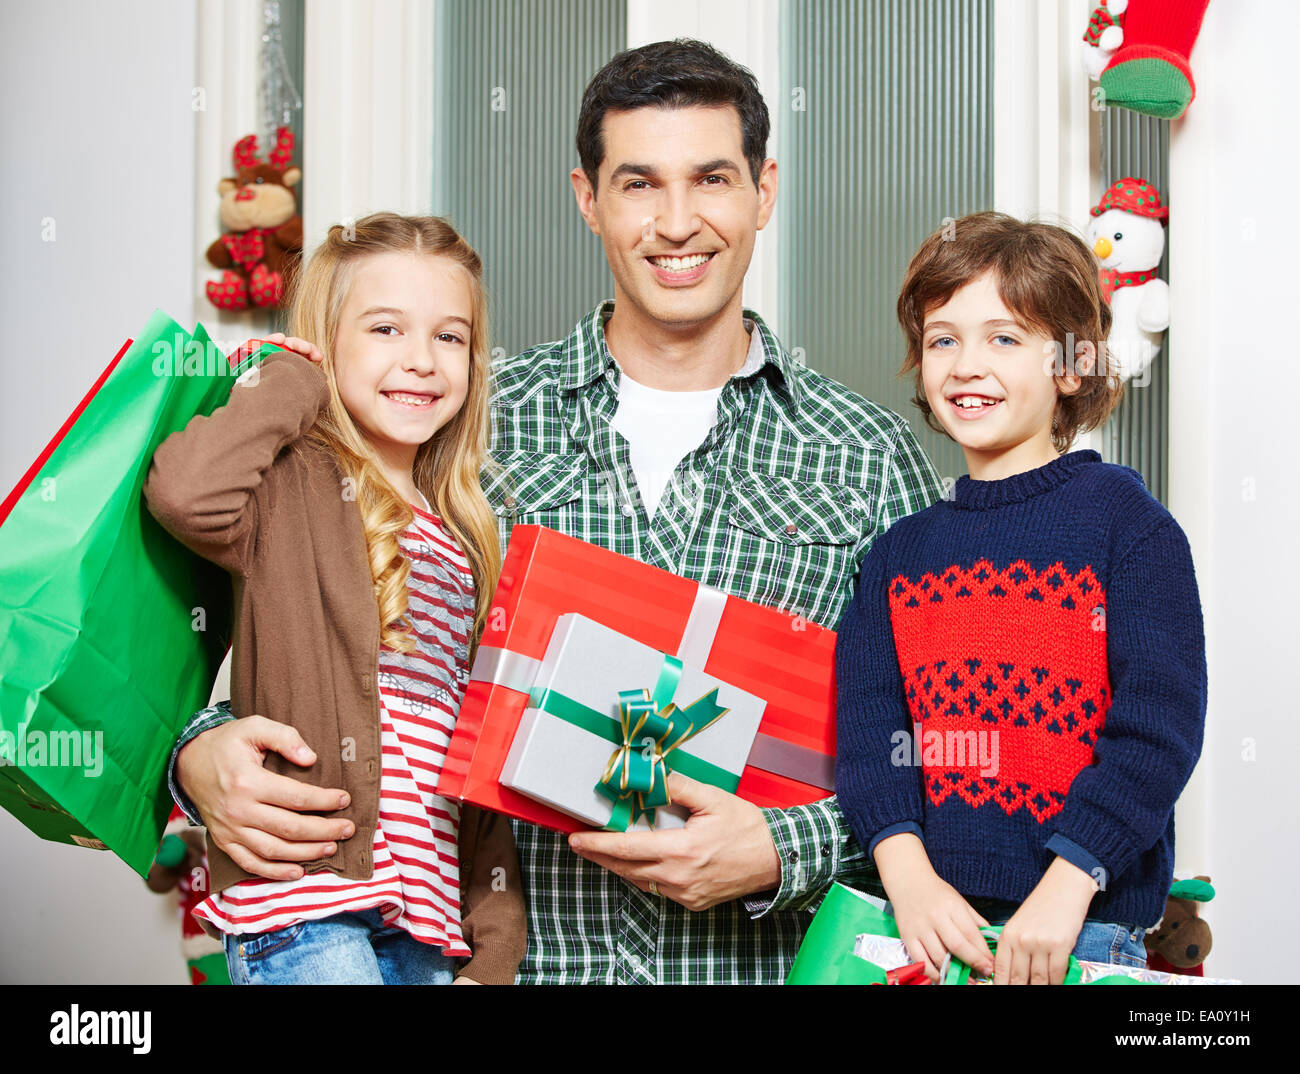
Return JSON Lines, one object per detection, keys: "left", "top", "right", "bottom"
{"left": 222, "top": 907, "right": 458, "bottom": 985}
{"left": 1069, "top": 919, "right": 1148, "bottom": 967}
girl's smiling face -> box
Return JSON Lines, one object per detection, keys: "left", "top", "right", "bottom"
{"left": 921, "top": 270, "right": 1080, "bottom": 481}
{"left": 331, "top": 251, "right": 473, "bottom": 472}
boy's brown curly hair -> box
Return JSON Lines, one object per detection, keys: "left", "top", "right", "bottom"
{"left": 897, "top": 211, "right": 1124, "bottom": 453}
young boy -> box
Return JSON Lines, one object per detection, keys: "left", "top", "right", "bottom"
{"left": 835, "top": 212, "right": 1207, "bottom": 985}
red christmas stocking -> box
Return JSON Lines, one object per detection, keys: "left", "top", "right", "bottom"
{"left": 1100, "top": 0, "right": 1210, "bottom": 119}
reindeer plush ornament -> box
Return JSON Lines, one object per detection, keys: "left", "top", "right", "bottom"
{"left": 205, "top": 126, "right": 303, "bottom": 312}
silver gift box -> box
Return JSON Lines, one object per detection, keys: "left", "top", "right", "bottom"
{"left": 499, "top": 613, "right": 768, "bottom": 831}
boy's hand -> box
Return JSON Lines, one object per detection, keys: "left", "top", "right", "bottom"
{"left": 993, "top": 856, "right": 1097, "bottom": 985}
{"left": 874, "top": 833, "right": 994, "bottom": 982}
{"left": 264, "top": 331, "right": 323, "bottom": 365}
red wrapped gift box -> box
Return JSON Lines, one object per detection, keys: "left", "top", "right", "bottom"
{"left": 436, "top": 524, "right": 838, "bottom": 832}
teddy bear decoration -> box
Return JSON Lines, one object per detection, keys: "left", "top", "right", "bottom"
{"left": 205, "top": 126, "right": 303, "bottom": 313}
{"left": 1144, "top": 876, "right": 1215, "bottom": 976}
{"left": 145, "top": 805, "right": 230, "bottom": 985}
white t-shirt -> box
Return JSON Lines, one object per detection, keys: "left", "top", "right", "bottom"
{"left": 609, "top": 323, "right": 764, "bottom": 517}
{"left": 611, "top": 374, "right": 723, "bottom": 517}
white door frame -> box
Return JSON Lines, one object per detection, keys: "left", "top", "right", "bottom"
{"left": 192, "top": 0, "right": 266, "bottom": 347}
{"left": 301, "top": 0, "right": 434, "bottom": 254}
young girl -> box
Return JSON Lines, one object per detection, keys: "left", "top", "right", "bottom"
{"left": 835, "top": 211, "right": 1207, "bottom": 985}
{"left": 144, "top": 212, "right": 525, "bottom": 984}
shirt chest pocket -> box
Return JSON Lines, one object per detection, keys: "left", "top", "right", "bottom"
{"left": 482, "top": 452, "right": 587, "bottom": 530}
{"left": 721, "top": 474, "right": 869, "bottom": 625}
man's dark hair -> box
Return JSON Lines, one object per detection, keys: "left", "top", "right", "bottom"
{"left": 576, "top": 38, "right": 770, "bottom": 189}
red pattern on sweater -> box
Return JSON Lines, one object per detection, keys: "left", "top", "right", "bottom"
{"left": 888, "top": 559, "right": 1110, "bottom": 823}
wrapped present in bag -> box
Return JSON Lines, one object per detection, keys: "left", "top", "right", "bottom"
{"left": 437, "top": 524, "right": 839, "bottom": 833}
{"left": 788, "top": 883, "right": 1241, "bottom": 985}
{"left": 934, "top": 925, "right": 1239, "bottom": 985}
{"left": 786, "top": 882, "right": 895, "bottom": 985}
{"left": 0, "top": 313, "right": 281, "bottom": 874}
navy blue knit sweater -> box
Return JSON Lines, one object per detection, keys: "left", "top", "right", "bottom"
{"left": 835, "top": 450, "right": 1206, "bottom": 927}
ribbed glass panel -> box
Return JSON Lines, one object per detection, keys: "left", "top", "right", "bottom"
{"left": 431, "top": 0, "right": 624, "bottom": 357}
{"left": 1099, "top": 108, "right": 1169, "bottom": 505}
{"left": 779, "top": 0, "right": 994, "bottom": 483}
{"left": 277, "top": 0, "right": 305, "bottom": 178}
{"left": 272, "top": 0, "right": 305, "bottom": 336}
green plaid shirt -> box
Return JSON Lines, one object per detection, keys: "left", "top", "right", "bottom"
{"left": 483, "top": 303, "right": 940, "bottom": 983}
{"left": 170, "top": 302, "right": 943, "bottom": 984}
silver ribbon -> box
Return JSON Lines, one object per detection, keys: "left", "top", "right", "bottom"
{"left": 467, "top": 645, "right": 542, "bottom": 695}
{"left": 674, "top": 583, "right": 729, "bottom": 666}
{"left": 745, "top": 734, "right": 836, "bottom": 791}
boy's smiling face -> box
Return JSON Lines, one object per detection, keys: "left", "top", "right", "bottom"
{"left": 921, "top": 270, "right": 1080, "bottom": 480}
{"left": 571, "top": 104, "right": 776, "bottom": 333}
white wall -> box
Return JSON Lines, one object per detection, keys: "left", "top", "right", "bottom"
{"left": 0, "top": 0, "right": 199, "bottom": 984}
{"left": 1167, "top": 0, "right": 1300, "bottom": 986}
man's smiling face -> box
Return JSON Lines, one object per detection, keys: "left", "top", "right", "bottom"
{"left": 572, "top": 104, "right": 776, "bottom": 333}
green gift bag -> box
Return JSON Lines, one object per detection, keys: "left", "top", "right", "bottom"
{"left": 786, "top": 883, "right": 897, "bottom": 985}
{"left": 788, "top": 883, "right": 1162, "bottom": 985}
{"left": 0, "top": 312, "right": 279, "bottom": 875}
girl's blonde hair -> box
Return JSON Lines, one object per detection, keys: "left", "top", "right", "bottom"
{"left": 285, "top": 211, "right": 500, "bottom": 654}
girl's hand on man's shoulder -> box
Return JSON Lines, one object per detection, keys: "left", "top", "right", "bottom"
{"left": 265, "top": 331, "right": 324, "bottom": 365}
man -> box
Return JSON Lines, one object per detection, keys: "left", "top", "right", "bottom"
{"left": 169, "top": 39, "right": 943, "bottom": 984}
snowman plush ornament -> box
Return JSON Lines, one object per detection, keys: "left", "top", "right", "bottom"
{"left": 1088, "top": 177, "right": 1169, "bottom": 383}
{"left": 1082, "top": 0, "right": 1127, "bottom": 81}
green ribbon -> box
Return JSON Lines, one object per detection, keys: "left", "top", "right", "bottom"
{"left": 943, "top": 927, "right": 1085, "bottom": 985}
{"left": 942, "top": 926, "right": 1156, "bottom": 986}
{"left": 527, "top": 655, "right": 733, "bottom": 831}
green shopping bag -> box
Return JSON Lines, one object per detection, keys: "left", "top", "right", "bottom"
{"left": 0, "top": 312, "right": 280, "bottom": 875}
{"left": 788, "top": 884, "right": 1157, "bottom": 985}
{"left": 786, "top": 882, "right": 896, "bottom": 984}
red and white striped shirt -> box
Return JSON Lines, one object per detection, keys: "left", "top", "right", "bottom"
{"left": 194, "top": 501, "right": 475, "bottom": 955}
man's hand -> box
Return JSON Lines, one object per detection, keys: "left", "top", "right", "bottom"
{"left": 175, "top": 715, "right": 355, "bottom": 880}
{"left": 993, "top": 856, "right": 1097, "bottom": 985}
{"left": 567, "top": 773, "right": 781, "bottom": 911}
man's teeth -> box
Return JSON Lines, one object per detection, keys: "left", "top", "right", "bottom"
{"left": 953, "top": 396, "right": 1000, "bottom": 409}
{"left": 385, "top": 391, "right": 434, "bottom": 406}
{"left": 650, "top": 253, "right": 711, "bottom": 271}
